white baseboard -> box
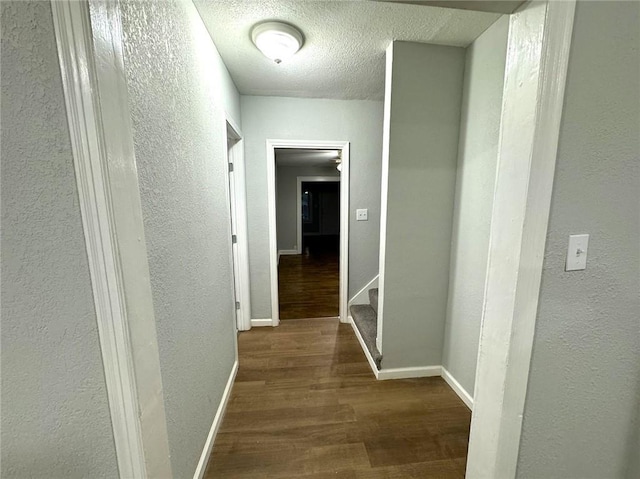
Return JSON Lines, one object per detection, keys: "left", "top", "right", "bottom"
{"left": 377, "top": 365, "right": 442, "bottom": 380}
{"left": 250, "top": 318, "right": 274, "bottom": 327}
{"left": 441, "top": 366, "right": 474, "bottom": 410}
{"left": 193, "top": 359, "right": 238, "bottom": 479}
{"left": 346, "top": 317, "right": 472, "bottom": 404}
{"left": 348, "top": 316, "right": 380, "bottom": 378}
{"left": 348, "top": 316, "right": 441, "bottom": 382}
{"left": 278, "top": 249, "right": 298, "bottom": 259}
{"left": 348, "top": 274, "right": 379, "bottom": 307}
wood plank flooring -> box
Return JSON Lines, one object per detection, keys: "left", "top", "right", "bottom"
{"left": 278, "top": 252, "right": 339, "bottom": 319}
{"left": 205, "top": 318, "right": 471, "bottom": 478}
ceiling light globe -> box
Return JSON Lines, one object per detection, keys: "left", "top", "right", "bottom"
{"left": 251, "top": 22, "right": 304, "bottom": 64}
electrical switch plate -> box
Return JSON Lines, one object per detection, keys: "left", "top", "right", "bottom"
{"left": 566, "top": 234, "right": 589, "bottom": 271}
{"left": 356, "top": 209, "right": 368, "bottom": 221}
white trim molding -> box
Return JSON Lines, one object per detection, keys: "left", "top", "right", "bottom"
{"left": 348, "top": 275, "right": 379, "bottom": 307}
{"left": 349, "top": 316, "right": 380, "bottom": 377}
{"left": 350, "top": 317, "right": 443, "bottom": 381}
{"left": 193, "top": 360, "right": 238, "bottom": 479}
{"left": 225, "top": 120, "right": 252, "bottom": 332}
{"left": 296, "top": 175, "right": 341, "bottom": 255}
{"left": 375, "top": 42, "right": 395, "bottom": 355}
{"left": 467, "top": 1, "right": 576, "bottom": 478}
{"left": 225, "top": 113, "right": 242, "bottom": 144}
{"left": 278, "top": 249, "right": 299, "bottom": 260}
{"left": 251, "top": 318, "right": 275, "bottom": 327}
{"left": 442, "top": 367, "right": 473, "bottom": 410}
{"left": 377, "top": 366, "right": 442, "bottom": 381}
{"left": 266, "top": 140, "right": 350, "bottom": 325}
{"left": 51, "top": 1, "right": 172, "bottom": 477}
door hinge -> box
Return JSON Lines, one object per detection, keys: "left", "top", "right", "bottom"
{"left": 232, "top": 234, "right": 237, "bottom": 244}
{"left": 228, "top": 162, "right": 234, "bottom": 172}
{"left": 235, "top": 301, "right": 240, "bottom": 310}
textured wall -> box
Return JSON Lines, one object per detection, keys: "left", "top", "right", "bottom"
{"left": 276, "top": 164, "right": 339, "bottom": 251}
{"left": 628, "top": 411, "right": 640, "bottom": 479}
{"left": 120, "top": 0, "right": 239, "bottom": 476}
{"left": 0, "top": 2, "right": 119, "bottom": 477}
{"left": 442, "top": 17, "right": 508, "bottom": 395}
{"left": 380, "top": 41, "right": 465, "bottom": 369}
{"left": 517, "top": 2, "right": 640, "bottom": 477}
{"left": 241, "top": 96, "right": 384, "bottom": 318}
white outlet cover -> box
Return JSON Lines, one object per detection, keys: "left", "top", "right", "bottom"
{"left": 356, "top": 209, "right": 368, "bottom": 221}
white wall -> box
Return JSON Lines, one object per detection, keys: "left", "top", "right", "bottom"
{"left": 192, "top": 4, "right": 240, "bottom": 125}
{"left": 442, "top": 17, "right": 509, "bottom": 397}
{"left": 120, "top": 0, "right": 240, "bottom": 476}
{"left": 241, "top": 96, "right": 384, "bottom": 319}
{"left": 517, "top": 1, "right": 640, "bottom": 477}
{"left": 379, "top": 41, "right": 465, "bottom": 369}
{"left": 276, "top": 164, "right": 339, "bottom": 251}
{"left": 0, "top": 2, "right": 119, "bottom": 477}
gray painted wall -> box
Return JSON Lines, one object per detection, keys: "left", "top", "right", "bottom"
{"left": 629, "top": 410, "right": 640, "bottom": 479}
{"left": 120, "top": 0, "right": 239, "bottom": 476}
{"left": 241, "top": 96, "right": 384, "bottom": 319}
{"left": 189, "top": 3, "right": 240, "bottom": 125}
{"left": 380, "top": 41, "right": 465, "bottom": 369}
{"left": 276, "top": 164, "right": 340, "bottom": 251}
{"left": 442, "top": 17, "right": 508, "bottom": 395}
{"left": 1, "top": 2, "right": 119, "bottom": 477}
{"left": 517, "top": 2, "right": 640, "bottom": 477}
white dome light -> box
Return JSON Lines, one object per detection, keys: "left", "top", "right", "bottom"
{"left": 251, "top": 22, "right": 304, "bottom": 64}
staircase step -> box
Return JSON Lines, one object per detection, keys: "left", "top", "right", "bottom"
{"left": 369, "top": 288, "right": 379, "bottom": 315}
{"left": 350, "top": 304, "right": 382, "bottom": 369}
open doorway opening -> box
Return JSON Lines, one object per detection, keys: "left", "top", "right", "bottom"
{"left": 298, "top": 177, "right": 340, "bottom": 256}
{"left": 266, "top": 140, "right": 350, "bottom": 325}
{"left": 277, "top": 150, "right": 341, "bottom": 319}
{"left": 278, "top": 169, "right": 341, "bottom": 319}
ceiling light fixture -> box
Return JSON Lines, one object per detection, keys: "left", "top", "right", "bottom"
{"left": 251, "top": 21, "right": 304, "bottom": 64}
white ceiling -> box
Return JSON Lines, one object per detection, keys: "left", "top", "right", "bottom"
{"left": 194, "top": 0, "right": 502, "bottom": 100}
{"left": 276, "top": 149, "right": 341, "bottom": 167}
{"left": 376, "top": 1, "right": 525, "bottom": 15}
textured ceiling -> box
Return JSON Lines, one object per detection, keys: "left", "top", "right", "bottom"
{"left": 375, "top": 1, "right": 525, "bottom": 15}
{"left": 194, "top": 0, "right": 502, "bottom": 100}
{"left": 276, "top": 148, "right": 341, "bottom": 167}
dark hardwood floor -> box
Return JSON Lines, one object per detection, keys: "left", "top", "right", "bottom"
{"left": 278, "top": 251, "right": 339, "bottom": 319}
{"left": 205, "top": 318, "right": 471, "bottom": 478}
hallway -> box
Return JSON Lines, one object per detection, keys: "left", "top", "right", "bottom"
{"left": 278, "top": 251, "right": 339, "bottom": 319}
{"left": 206, "top": 319, "right": 471, "bottom": 478}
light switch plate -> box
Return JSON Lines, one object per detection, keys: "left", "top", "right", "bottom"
{"left": 566, "top": 234, "right": 589, "bottom": 271}
{"left": 356, "top": 209, "right": 368, "bottom": 221}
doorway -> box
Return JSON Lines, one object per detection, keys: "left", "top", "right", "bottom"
{"left": 266, "top": 140, "right": 350, "bottom": 325}
{"left": 278, "top": 174, "right": 341, "bottom": 319}
{"left": 298, "top": 177, "right": 340, "bottom": 255}
{"left": 225, "top": 120, "right": 251, "bottom": 331}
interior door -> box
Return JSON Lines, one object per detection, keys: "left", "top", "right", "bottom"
{"left": 227, "top": 136, "right": 243, "bottom": 330}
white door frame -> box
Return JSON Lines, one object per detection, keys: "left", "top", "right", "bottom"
{"left": 51, "top": 0, "right": 172, "bottom": 477}
{"left": 466, "top": 1, "right": 576, "bottom": 477}
{"left": 296, "top": 176, "right": 341, "bottom": 256}
{"left": 266, "top": 140, "right": 350, "bottom": 325}
{"left": 225, "top": 118, "right": 252, "bottom": 331}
